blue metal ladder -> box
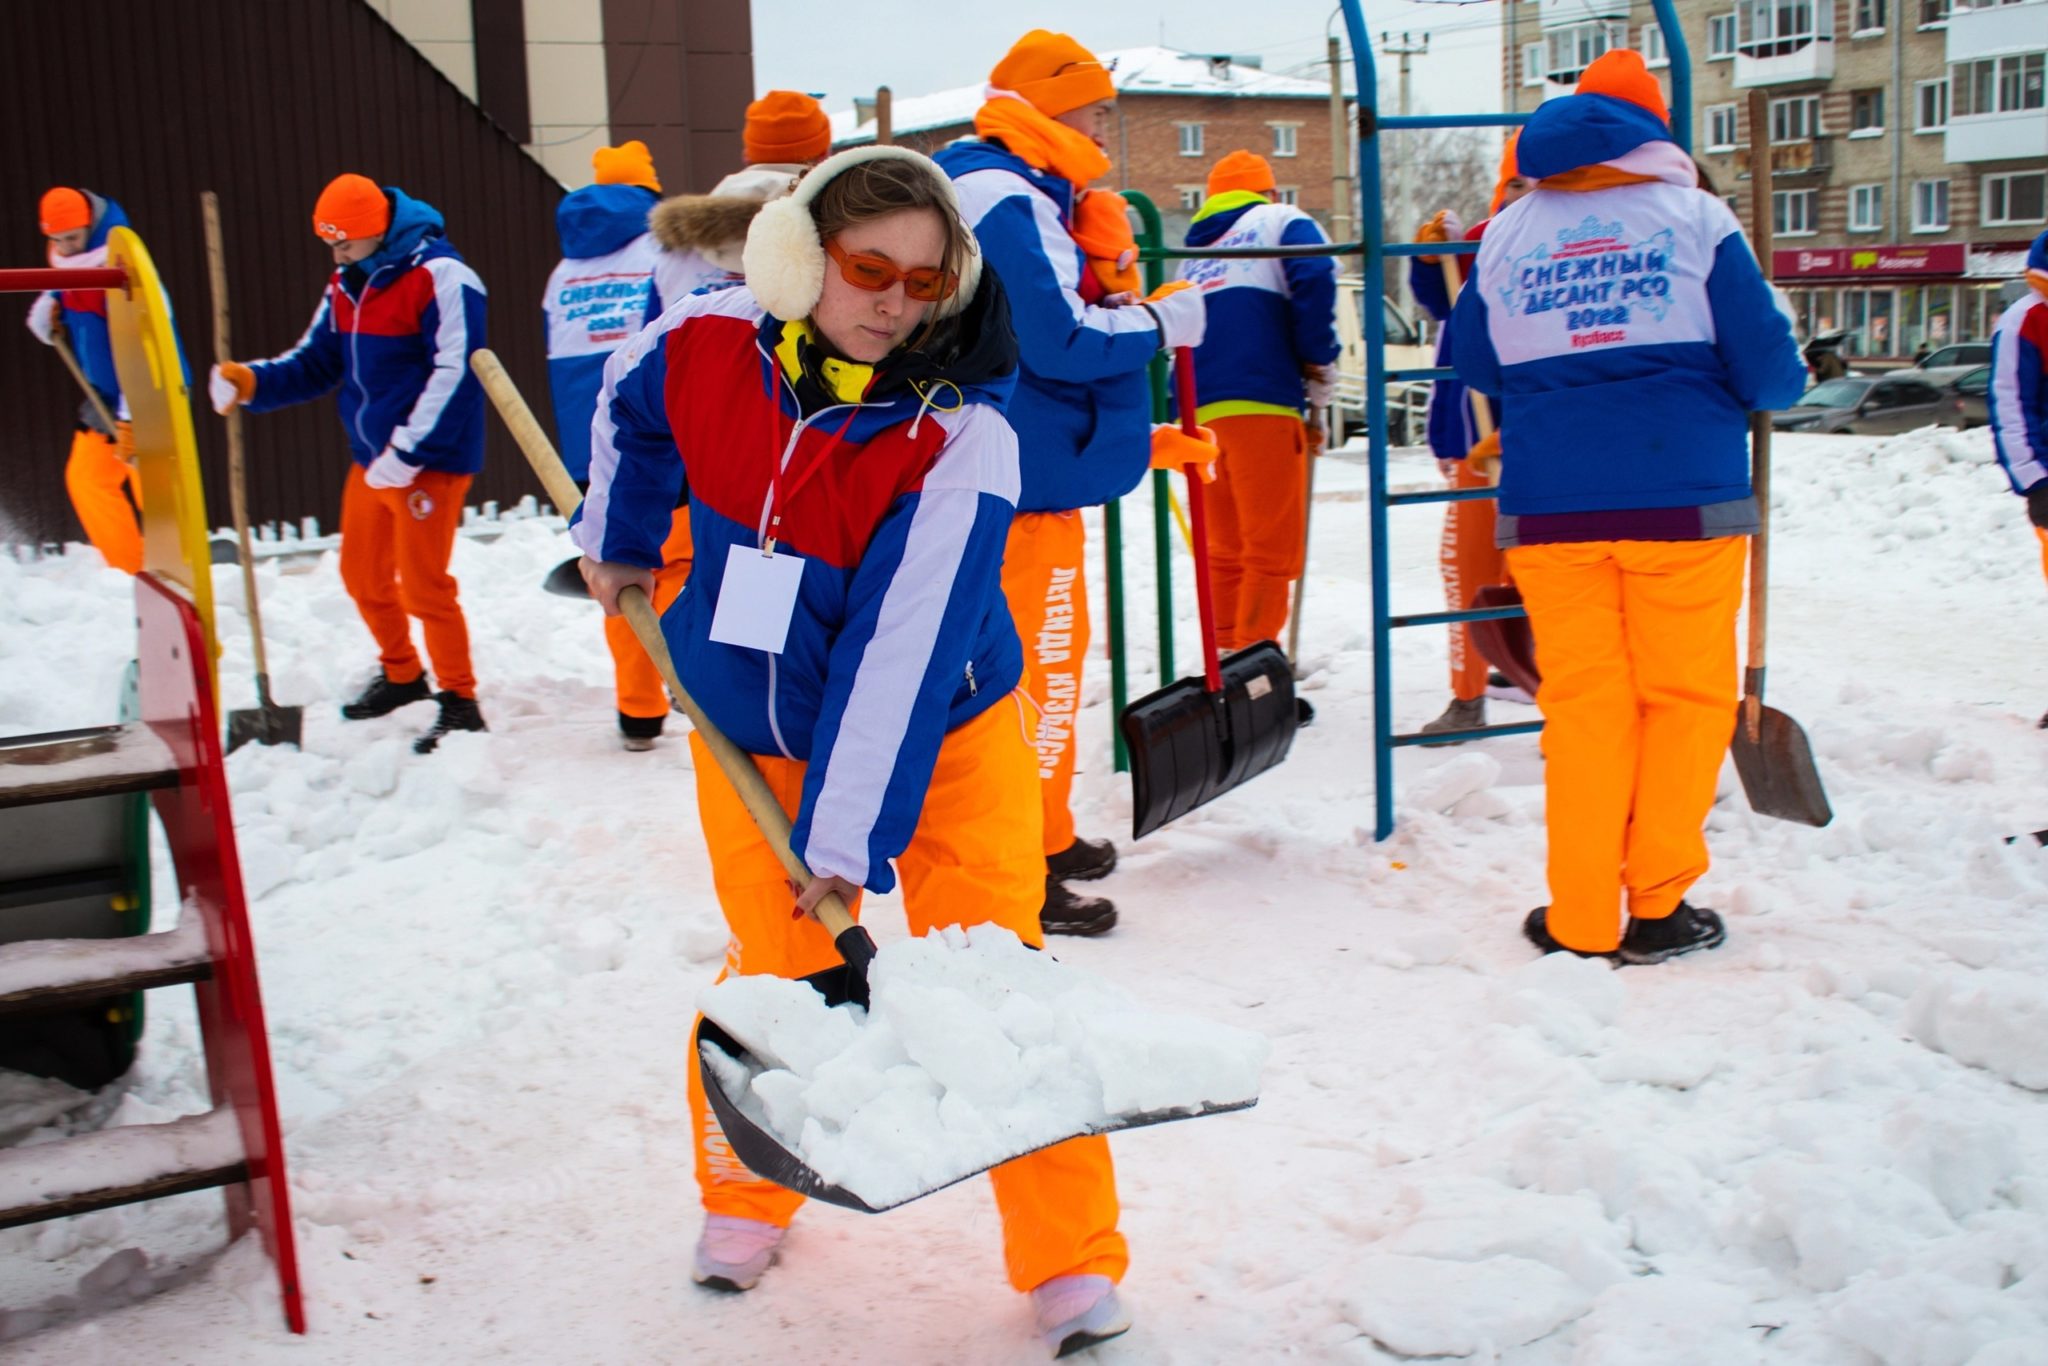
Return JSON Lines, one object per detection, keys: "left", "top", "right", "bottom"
{"left": 1345, "top": 0, "right": 1695, "bottom": 838}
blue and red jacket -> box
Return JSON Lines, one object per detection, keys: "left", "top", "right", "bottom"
{"left": 1177, "top": 192, "right": 1340, "bottom": 422}
{"left": 1987, "top": 231, "right": 2048, "bottom": 497}
{"left": 28, "top": 190, "right": 130, "bottom": 417}
{"left": 543, "top": 183, "right": 663, "bottom": 482}
{"left": 935, "top": 139, "right": 1163, "bottom": 512}
{"left": 246, "top": 188, "right": 488, "bottom": 474}
{"left": 1452, "top": 93, "right": 1806, "bottom": 546}
{"left": 569, "top": 279, "right": 1025, "bottom": 893}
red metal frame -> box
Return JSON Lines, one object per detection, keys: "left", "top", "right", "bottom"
{"left": 135, "top": 572, "right": 305, "bottom": 1334}
{"left": 0, "top": 268, "right": 129, "bottom": 294}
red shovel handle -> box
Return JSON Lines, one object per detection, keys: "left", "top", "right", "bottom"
{"left": 1172, "top": 349, "right": 1224, "bottom": 693}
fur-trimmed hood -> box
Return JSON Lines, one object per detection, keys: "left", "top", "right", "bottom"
{"left": 649, "top": 163, "right": 805, "bottom": 272}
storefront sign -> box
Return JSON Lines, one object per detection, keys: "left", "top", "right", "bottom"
{"left": 1773, "top": 244, "right": 1969, "bottom": 278}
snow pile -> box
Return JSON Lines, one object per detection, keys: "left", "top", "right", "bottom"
{"left": 700, "top": 924, "right": 1267, "bottom": 1207}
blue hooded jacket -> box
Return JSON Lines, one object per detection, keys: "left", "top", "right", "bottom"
{"left": 1176, "top": 192, "right": 1340, "bottom": 420}
{"left": 31, "top": 192, "right": 132, "bottom": 411}
{"left": 544, "top": 184, "right": 662, "bottom": 481}
{"left": 247, "top": 188, "right": 489, "bottom": 474}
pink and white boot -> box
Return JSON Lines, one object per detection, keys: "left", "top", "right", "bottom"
{"left": 1032, "top": 1274, "right": 1132, "bottom": 1357}
{"left": 691, "top": 1215, "right": 785, "bottom": 1292}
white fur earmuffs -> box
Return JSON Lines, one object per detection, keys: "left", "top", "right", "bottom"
{"left": 742, "top": 145, "right": 982, "bottom": 323}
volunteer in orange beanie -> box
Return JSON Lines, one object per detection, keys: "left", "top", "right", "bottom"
{"left": 24, "top": 187, "right": 143, "bottom": 573}
{"left": 936, "top": 31, "right": 1212, "bottom": 936}
{"left": 1175, "top": 150, "right": 1340, "bottom": 677}
{"left": 1452, "top": 52, "right": 1806, "bottom": 963}
{"left": 210, "top": 173, "right": 491, "bottom": 755}
{"left": 1409, "top": 133, "right": 1537, "bottom": 742}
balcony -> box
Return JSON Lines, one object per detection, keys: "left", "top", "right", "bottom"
{"left": 1947, "top": 108, "right": 2048, "bottom": 161}
{"left": 1734, "top": 37, "right": 1836, "bottom": 86}
{"left": 1734, "top": 137, "right": 1836, "bottom": 176}
{"left": 1946, "top": 0, "right": 2048, "bottom": 65}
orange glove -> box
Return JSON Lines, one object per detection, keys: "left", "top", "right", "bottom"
{"left": 1466, "top": 430, "right": 1501, "bottom": 481}
{"left": 115, "top": 420, "right": 136, "bottom": 464}
{"left": 1151, "top": 422, "right": 1221, "bottom": 482}
{"left": 1415, "top": 209, "right": 1463, "bottom": 265}
{"left": 208, "top": 361, "right": 256, "bottom": 415}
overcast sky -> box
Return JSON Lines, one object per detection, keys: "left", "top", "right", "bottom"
{"left": 751, "top": 0, "right": 1507, "bottom": 121}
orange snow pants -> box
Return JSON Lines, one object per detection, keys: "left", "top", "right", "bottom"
{"left": 65, "top": 428, "right": 142, "bottom": 574}
{"left": 338, "top": 464, "right": 476, "bottom": 698}
{"left": 683, "top": 693, "right": 1128, "bottom": 1292}
{"left": 1001, "top": 510, "right": 1090, "bottom": 857}
{"left": 605, "top": 508, "right": 694, "bottom": 719}
{"left": 1204, "top": 414, "right": 1309, "bottom": 652}
{"left": 1440, "top": 459, "right": 1507, "bottom": 701}
{"left": 1506, "top": 537, "right": 1747, "bottom": 953}
{"left": 2037, "top": 526, "right": 2047, "bottom": 585}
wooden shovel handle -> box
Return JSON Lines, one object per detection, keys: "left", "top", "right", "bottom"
{"left": 201, "top": 191, "right": 273, "bottom": 688}
{"left": 1436, "top": 253, "right": 1496, "bottom": 445}
{"left": 468, "top": 349, "right": 860, "bottom": 944}
{"left": 50, "top": 329, "right": 120, "bottom": 436}
{"left": 1744, "top": 90, "right": 1777, "bottom": 742}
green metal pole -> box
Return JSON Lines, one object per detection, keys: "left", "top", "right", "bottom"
{"left": 1125, "top": 191, "right": 1176, "bottom": 686}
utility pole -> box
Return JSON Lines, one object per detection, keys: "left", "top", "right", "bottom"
{"left": 876, "top": 86, "right": 893, "bottom": 146}
{"left": 1380, "top": 31, "right": 1431, "bottom": 239}
{"left": 1328, "top": 36, "right": 1353, "bottom": 255}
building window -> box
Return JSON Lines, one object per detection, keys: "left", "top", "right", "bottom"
{"left": 1640, "top": 24, "right": 1670, "bottom": 68}
{"left": 1270, "top": 124, "right": 1299, "bottom": 158}
{"left": 1850, "top": 183, "right": 1885, "bottom": 230}
{"left": 1178, "top": 185, "right": 1203, "bottom": 210}
{"left": 1546, "top": 21, "right": 1629, "bottom": 86}
{"left": 1708, "top": 12, "right": 1738, "bottom": 58}
{"left": 1769, "top": 95, "right": 1822, "bottom": 142}
{"left": 1522, "top": 42, "right": 1547, "bottom": 87}
{"left": 1853, "top": 0, "right": 1887, "bottom": 31}
{"left": 1738, "top": 0, "right": 1832, "bottom": 57}
{"left": 1850, "top": 89, "right": 1886, "bottom": 134}
{"left": 1916, "top": 78, "right": 1949, "bottom": 130}
{"left": 1918, "top": 0, "right": 1949, "bottom": 27}
{"left": 1983, "top": 171, "right": 2047, "bottom": 226}
{"left": 1277, "top": 187, "right": 1300, "bottom": 207}
{"left": 1774, "top": 188, "right": 1818, "bottom": 236}
{"left": 1952, "top": 53, "right": 2046, "bottom": 118}
{"left": 1705, "top": 103, "right": 1740, "bottom": 150}
{"left": 1177, "top": 123, "right": 1205, "bottom": 157}
{"left": 1913, "top": 179, "right": 1950, "bottom": 231}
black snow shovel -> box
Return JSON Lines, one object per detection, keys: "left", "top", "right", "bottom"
{"left": 1729, "top": 412, "right": 1831, "bottom": 827}
{"left": 1120, "top": 351, "right": 1299, "bottom": 840}
{"left": 471, "top": 349, "right": 1256, "bottom": 1212}
{"left": 205, "top": 192, "right": 303, "bottom": 753}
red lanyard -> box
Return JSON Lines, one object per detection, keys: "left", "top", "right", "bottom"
{"left": 764, "top": 408, "right": 858, "bottom": 553}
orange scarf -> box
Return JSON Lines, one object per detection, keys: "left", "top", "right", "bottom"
{"left": 974, "top": 97, "right": 1135, "bottom": 295}
{"left": 1539, "top": 164, "right": 1660, "bottom": 193}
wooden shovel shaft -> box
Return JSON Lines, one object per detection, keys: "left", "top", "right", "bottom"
{"left": 1437, "top": 253, "right": 1495, "bottom": 444}
{"left": 1745, "top": 90, "right": 1777, "bottom": 743}
{"left": 468, "top": 348, "right": 860, "bottom": 943}
{"left": 51, "top": 330, "right": 120, "bottom": 435}
{"left": 202, "top": 191, "right": 274, "bottom": 691}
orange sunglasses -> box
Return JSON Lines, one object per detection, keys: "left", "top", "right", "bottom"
{"left": 825, "top": 238, "right": 959, "bottom": 302}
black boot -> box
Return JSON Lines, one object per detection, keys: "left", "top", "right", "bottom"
{"left": 1295, "top": 696, "right": 1316, "bottom": 728}
{"left": 619, "top": 711, "right": 665, "bottom": 753}
{"left": 341, "top": 671, "right": 431, "bottom": 720}
{"left": 1047, "top": 836, "right": 1118, "bottom": 883}
{"left": 1618, "top": 903, "right": 1725, "bottom": 965}
{"left": 414, "top": 692, "right": 487, "bottom": 754}
{"left": 1041, "top": 877, "right": 1116, "bottom": 937}
{"left": 1522, "top": 907, "right": 1618, "bottom": 961}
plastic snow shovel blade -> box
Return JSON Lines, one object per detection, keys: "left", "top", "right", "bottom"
{"left": 541, "top": 556, "right": 591, "bottom": 599}
{"left": 1730, "top": 702, "right": 1832, "bottom": 827}
{"left": 1121, "top": 640, "right": 1298, "bottom": 841}
{"left": 696, "top": 962, "right": 1258, "bottom": 1214}
{"left": 225, "top": 699, "right": 302, "bottom": 753}
{"left": 1468, "top": 585, "right": 1540, "bottom": 698}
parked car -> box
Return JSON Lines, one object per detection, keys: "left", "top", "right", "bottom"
{"left": 1939, "top": 365, "right": 1991, "bottom": 430}
{"left": 1772, "top": 374, "right": 1948, "bottom": 435}
{"left": 1904, "top": 342, "right": 1993, "bottom": 387}
{"left": 1332, "top": 278, "right": 1435, "bottom": 445}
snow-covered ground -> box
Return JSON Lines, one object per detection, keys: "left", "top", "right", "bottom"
{"left": 1, "top": 426, "right": 2044, "bottom": 1363}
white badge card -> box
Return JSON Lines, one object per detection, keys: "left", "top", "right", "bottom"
{"left": 708, "top": 544, "right": 806, "bottom": 654}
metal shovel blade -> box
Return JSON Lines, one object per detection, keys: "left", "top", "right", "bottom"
{"left": 695, "top": 963, "right": 1256, "bottom": 1214}
{"left": 1468, "top": 585, "right": 1541, "bottom": 698}
{"left": 541, "top": 556, "right": 592, "bottom": 599}
{"left": 1730, "top": 702, "right": 1832, "bottom": 827}
{"left": 225, "top": 681, "right": 303, "bottom": 753}
{"left": 1120, "top": 640, "right": 1298, "bottom": 841}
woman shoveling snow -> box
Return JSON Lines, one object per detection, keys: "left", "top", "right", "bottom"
{"left": 568, "top": 146, "right": 1227, "bottom": 1357}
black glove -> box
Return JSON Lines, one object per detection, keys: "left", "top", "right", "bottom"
{"left": 2028, "top": 482, "right": 2048, "bottom": 531}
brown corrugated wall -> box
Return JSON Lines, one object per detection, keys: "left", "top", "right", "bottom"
{"left": 0, "top": 0, "right": 566, "bottom": 548}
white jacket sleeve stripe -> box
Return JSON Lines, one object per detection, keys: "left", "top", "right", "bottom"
{"left": 391, "top": 258, "right": 484, "bottom": 453}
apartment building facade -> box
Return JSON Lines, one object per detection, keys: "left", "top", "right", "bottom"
{"left": 1501, "top": 0, "right": 2046, "bottom": 359}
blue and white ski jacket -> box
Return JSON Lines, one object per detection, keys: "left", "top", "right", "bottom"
{"left": 1452, "top": 94, "right": 1806, "bottom": 546}
{"left": 544, "top": 183, "right": 663, "bottom": 482}
{"left": 27, "top": 190, "right": 131, "bottom": 415}
{"left": 1987, "top": 231, "right": 2048, "bottom": 497}
{"left": 1408, "top": 220, "right": 1497, "bottom": 462}
{"left": 935, "top": 140, "right": 1163, "bottom": 512}
{"left": 569, "top": 283, "right": 1026, "bottom": 893}
{"left": 246, "top": 188, "right": 488, "bottom": 474}
{"left": 1176, "top": 192, "right": 1340, "bottom": 422}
